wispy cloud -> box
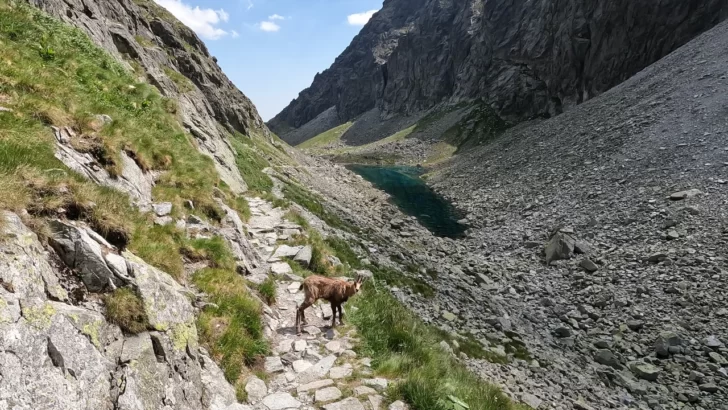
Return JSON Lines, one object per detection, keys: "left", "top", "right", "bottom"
{"left": 268, "top": 14, "right": 285, "bottom": 20}
{"left": 154, "top": 0, "right": 230, "bottom": 40}
{"left": 231, "top": 30, "right": 240, "bottom": 38}
{"left": 347, "top": 9, "right": 378, "bottom": 26}
{"left": 258, "top": 21, "right": 281, "bottom": 32}
{"left": 246, "top": 0, "right": 253, "bottom": 10}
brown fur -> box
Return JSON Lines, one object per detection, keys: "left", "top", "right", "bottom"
{"left": 295, "top": 275, "right": 362, "bottom": 334}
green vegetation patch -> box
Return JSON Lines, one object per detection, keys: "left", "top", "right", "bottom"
{"left": 194, "top": 267, "right": 269, "bottom": 391}
{"left": 231, "top": 134, "right": 274, "bottom": 193}
{"left": 370, "top": 264, "right": 434, "bottom": 298}
{"left": 350, "top": 283, "right": 522, "bottom": 410}
{"left": 163, "top": 67, "right": 194, "bottom": 93}
{"left": 255, "top": 276, "right": 277, "bottom": 306}
{"left": 281, "top": 182, "right": 355, "bottom": 232}
{"left": 298, "top": 121, "right": 353, "bottom": 149}
{"left": 183, "top": 236, "right": 236, "bottom": 270}
{"left": 104, "top": 287, "right": 149, "bottom": 334}
{"left": 0, "top": 0, "right": 231, "bottom": 268}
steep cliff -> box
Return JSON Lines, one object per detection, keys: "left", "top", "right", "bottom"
{"left": 269, "top": 0, "right": 728, "bottom": 145}
{"left": 28, "top": 0, "right": 268, "bottom": 193}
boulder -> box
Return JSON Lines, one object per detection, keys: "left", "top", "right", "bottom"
{"left": 654, "top": 331, "right": 681, "bottom": 358}
{"left": 49, "top": 220, "right": 129, "bottom": 292}
{"left": 669, "top": 189, "right": 702, "bottom": 200}
{"left": 152, "top": 202, "right": 173, "bottom": 216}
{"left": 544, "top": 232, "right": 575, "bottom": 263}
{"left": 629, "top": 362, "right": 661, "bottom": 381}
{"left": 293, "top": 245, "right": 313, "bottom": 267}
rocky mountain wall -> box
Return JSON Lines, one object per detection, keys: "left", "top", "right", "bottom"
{"left": 269, "top": 0, "right": 728, "bottom": 144}
{"left": 27, "top": 0, "right": 268, "bottom": 193}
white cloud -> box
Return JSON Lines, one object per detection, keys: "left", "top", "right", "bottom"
{"left": 268, "top": 14, "right": 285, "bottom": 20}
{"left": 258, "top": 21, "right": 280, "bottom": 32}
{"left": 231, "top": 30, "right": 240, "bottom": 38}
{"left": 154, "top": 0, "right": 230, "bottom": 40}
{"left": 246, "top": 0, "right": 253, "bottom": 10}
{"left": 347, "top": 9, "right": 378, "bottom": 26}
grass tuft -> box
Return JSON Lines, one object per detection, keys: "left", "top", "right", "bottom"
{"left": 183, "top": 236, "right": 236, "bottom": 271}
{"left": 193, "top": 268, "right": 269, "bottom": 387}
{"left": 350, "top": 283, "right": 521, "bottom": 410}
{"left": 104, "top": 287, "right": 149, "bottom": 334}
{"left": 255, "top": 276, "right": 276, "bottom": 306}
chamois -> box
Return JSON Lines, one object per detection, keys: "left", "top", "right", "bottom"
{"left": 295, "top": 274, "right": 363, "bottom": 335}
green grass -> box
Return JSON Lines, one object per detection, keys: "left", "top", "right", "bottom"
{"left": 281, "top": 182, "right": 356, "bottom": 232}
{"left": 193, "top": 267, "right": 269, "bottom": 393}
{"left": 284, "top": 209, "right": 309, "bottom": 230}
{"left": 104, "top": 287, "right": 149, "bottom": 334}
{"left": 0, "top": 0, "right": 234, "bottom": 253}
{"left": 231, "top": 135, "right": 274, "bottom": 193}
{"left": 349, "top": 283, "right": 523, "bottom": 410}
{"left": 297, "top": 121, "right": 353, "bottom": 149}
{"left": 325, "top": 236, "right": 362, "bottom": 270}
{"left": 183, "top": 236, "right": 236, "bottom": 270}
{"left": 370, "top": 264, "right": 434, "bottom": 298}
{"left": 255, "top": 276, "right": 276, "bottom": 305}
{"left": 134, "top": 35, "right": 155, "bottom": 48}
{"left": 163, "top": 67, "right": 194, "bottom": 93}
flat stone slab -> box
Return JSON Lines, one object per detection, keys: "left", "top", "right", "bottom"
{"left": 292, "top": 360, "right": 312, "bottom": 373}
{"left": 270, "top": 262, "right": 293, "bottom": 276}
{"left": 354, "top": 385, "right": 377, "bottom": 396}
{"left": 315, "top": 387, "right": 342, "bottom": 403}
{"left": 329, "top": 366, "right": 352, "bottom": 379}
{"left": 297, "top": 355, "right": 337, "bottom": 384}
{"left": 325, "top": 341, "right": 341, "bottom": 352}
{"left": 261, "top": 392, "right": 301, "bottom": 410}
{"left": 363, "top": 378, "right": 388, "bottom": 391}
{"left": 297, "top": 379, "right": 334, "bottom": 393}
{"left": 294, "top": 340, "right": 307, "bottom": 352}
{"left": 270, "top": 245, "right": 302, "bottom": 261}
{"left": 323, "top": 398, "right": 365, "bottom": 410}
{"left": 264, "top": 356, "right": 284, "bottom": 373}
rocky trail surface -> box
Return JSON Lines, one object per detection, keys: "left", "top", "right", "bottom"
{"left": 242, "top": 196, "right": 407, "bottom": 410}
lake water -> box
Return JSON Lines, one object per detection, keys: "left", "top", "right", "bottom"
{"left": 346, "top": 165, "right": 467, "bottom": 238}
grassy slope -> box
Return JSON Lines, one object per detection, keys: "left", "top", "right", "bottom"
{"left": 297, "top": 121, "right": 353, "bottom": 149}
{"left": 0, "top": 1, "right": 268, "bottom": 399}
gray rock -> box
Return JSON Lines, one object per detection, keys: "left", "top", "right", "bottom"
{"left": 545, "top": 233, "right": 575, "bottom": 263}
{"left": 297, "top": 379, "right": 334, "bottom": 393}
{"left": 329, "top": 366, "right": 353, "bottom": 379}
{"left": 270, "top": 245, "right": 303, "bottom": 261}
{"left": 293, "top": 245, "right": 313, "bottom": 267}
{"left": 669, "top": 189, "right": 702, "bottom": 200}
{"left": 709, "top": 351, "right": 728, "bottom": 365}
{"left": 245, "top": 376, "right": 267, "bottom": 402}
{"left": 389, "top": 401, "right": 409, "bottom": 410}
{"left": 362, "top": 378, "right": 388, "bottom": 392}
{"left": 654, "top": 331, "right": 681, "bottom": 357}
{"left": 629, "top": 362, "right": 661, "bottom": 381}
{"left": 323, "top": 398, "right": 365, "bottom": 410}
{"left": 292, "top": 360, "right": 312, "bottom": 373}
{"left": 315, "top": 387, "right": 342, "bottom": 403}
{"left": 554, "top": 326, "right": 573, "bottom": 338}
{"left": 261, "top": 392, "right": 301, "bottom": 410}
{"left": 579, "top": 258, "right": 598, "bottom": 272}
{"left": 705, "top": 335, "right": 723, "bottom": 348}
{"left": 152, "top": 202, "right": 173, "bottom": 216}
{"left": 297, "top": 355, "right": 337, "bottom": 384}
{"left": 270, "top": 262, "right": 293, "bottom": 276}
{"left": 354, "top": 385, "right": 377, "bottom": 396}
{"left": 48, "top": 220, "right": 127, "bottom": 292}
{"left": 594, "top": 349, "right": 622, "bottom": 369}
{"left": 264, "top": 356, "right": 284, "bottom": 373}
{"left": 522, "top": 393, "right": 543, "bottom": 409}
{"left": 699, "top": 383, "right": 719, "bottom": 393}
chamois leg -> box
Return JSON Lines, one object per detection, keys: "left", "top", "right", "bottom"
{"left": 338, "top": 304, "right": 345, "bottom": 325}
{"left": 296, "top": 301, "right": 312, "bottom": 335}
{"left": 330, "top": 302, "right": 338, "bottom": 328}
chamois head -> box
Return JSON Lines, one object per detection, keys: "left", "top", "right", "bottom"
{"left": 348, "top": 274, "right": 364, "bottom": 296}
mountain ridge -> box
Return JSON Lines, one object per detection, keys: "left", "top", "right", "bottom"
{"left": 268, "top": 0, "right": 728, "bottom": 146}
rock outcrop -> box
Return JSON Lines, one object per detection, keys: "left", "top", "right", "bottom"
{"left": 269, "top": 0, "right": 728, "bottom": 145}
{"left": 27, "top": 0, "right": 267, "bottom": 193}
{"left": 0, "top": 212, "right": 241, "bottom": 410}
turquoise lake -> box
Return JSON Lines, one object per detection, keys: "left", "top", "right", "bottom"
{"left": 346, "top": 165, "right": 467, "bottom": 238}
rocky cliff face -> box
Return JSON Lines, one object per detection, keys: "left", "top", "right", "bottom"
{"left": 269, "top": 0, "right": 728, "bottom": 145}
{"left": 28, "top": 0, "right": 267, "bottom": 193}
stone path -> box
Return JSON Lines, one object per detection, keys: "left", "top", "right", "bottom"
{"left": 243, "top": 197, "right": 407, "bottom": 410}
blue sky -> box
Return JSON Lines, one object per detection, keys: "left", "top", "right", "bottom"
{"left": 154, "top": 0, "right": 382, "bottom": 121}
